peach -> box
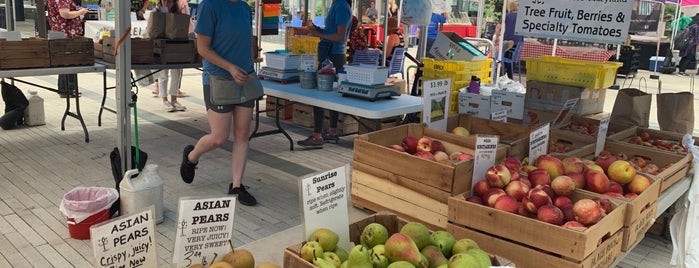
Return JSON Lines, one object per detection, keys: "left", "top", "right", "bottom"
{"left": 593, "top": 197, "right": 613, "bottom": 214}
{"left": 551, "top": 175, "right": 576, "bottom": 196}
{"left": 562, "top": 157, "right": 585, "bottom": 174}
{"left": 414, "top": 151, "right": 436, "bottom": 161}
{"left": 528, "top": 169, "right": 551, "bottom": 186}
{"left": 536, "top": 155, "right": 565, "bottom": 180}
{"left": 486, "top": 164, "right": 511, "bottom": 188}
{"left": 451, "top": 126, "right": 470, "bottom": 137}
{"left": 624, "top": 193, "right": 639, "bottom": 199}
{"left": 537, "top": 205, "right": 564, "bottom": 226}
{"left": 553, "top": 196, "right": 573, "bottom": 209}
{"left": 505, "top": 180, "right": 530, "bottom": 201}
{"left": 502, "top": 157, "right": 523, "bottom": 173}
{"left": 509, "top": 169, "right": 521, "bottom": 181}
{"left": 584, "top": 163, "right": 604, "bottom": 174}
{"left": 584, "top": 170, "right": 610, "bottom": 194}
{"left": 387, "top": 144, "right": 405, "bottom": 152}
{"left": 433, "top": 151, "right": 449, "bottom": 162}
{"left": 522, "top": 165, "right": 538, "bottom": 174}
{"left": 484, "top": 188, "right": 506, "bottom": 207}
{"left": 518, "top": 200, "right": 537, "bottom": 218}
{"left": 473, "top": 180, "right": 491, "bottom": 198}
{"left": 603, "top": 192, "right": 625, "bottom": 198}
{"left": 561, "top": 205, "right": 576, "bottom": 222}
{"left": 609, "top": 181, "right": 623, "bottom": 195}
{"left": 566, "top": 172, "right": 586, "bottom": 189}
{"left": 573, "top": 199, "right": 604, "bottom": 226}
{"left": 520, "top": 178, "right": 532, "bottom": 188}
{"left": 534, "top": 184, "right": 557, "bottom": 200}
{"left": 627, "top": 174, "right": 652, "bottom": 194}
{"left": 525, "top": 188, "right": 552, "bottom": 213}
{"left": 466, "top": 196, "right": 484, "bottom": 205}
{"left": 431, "top": 140, "right": 445, "bottom": 154}
{"left": 607, "top": 160, "right": 636, "bottom": 185}
{"left": 493, "top": 195, "right": 519, "bottom": 214}
{"left": 416, "top": 136, "right": 433, "bottom": 153}
{"left": 562, "top": 221, "right": 587, "bottom": 231}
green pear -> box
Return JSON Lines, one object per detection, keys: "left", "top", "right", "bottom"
{"left": 387, "top": 261, "right": 417, "bottom": 268}
{"left": 421, "top": 245, "right": 448, "bottom": 268}
{"left": 429, "top": 231, "right": 456, "bottom": 258}
{"left": 372, "top": 244, "right": 386, "bottom": 256}
{"left": 313, "top": 255, "right": 337, "bottom": 268}
{"left": 451, "top": 239, "right": 480, "bottom": 256}
{"left": 361, "top": 223, "right": 389, "bottom": 248}
{"left": 333, "top": 246, "right": 349, "bottom": 262}
{"left": 385, "top": 233, "right": 427, "bottom": 267}
{"left": 400, "top": 222, "right": 431, "bottom": 250}
{"left": 466, "top": 248, "right": 491, "bottom": 268}
{"left": 435, "top": 265, "right": 448, "bottom": 268}
{"left": 300, "top": 241, "right": 324, "bottom": 262}
{"left": 347, "top": 245, "right": 373, "bottom": 268}
{"left": 309, "top": 228, "right": 340, "bottom": 252}
{"left": 447, "top": 253, "right": 479, "bottom": 268}
{"left": 371, "top": 251, "right": 390, "bottom": 268}
{"left": 340, "top": 260, "right": 348, "bottom": 268}
{"left": 323, "top": 252, "right": 342, "bottom": 268}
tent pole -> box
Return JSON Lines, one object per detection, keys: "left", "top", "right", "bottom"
{"left": 496, "top": 0, "right": 508, "bottom": 85}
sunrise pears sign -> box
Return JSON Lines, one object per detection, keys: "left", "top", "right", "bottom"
{"left": 515, "top": 0, "right": 635, "bottom": 44}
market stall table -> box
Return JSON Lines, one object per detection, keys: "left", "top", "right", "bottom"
{"left": 0, "top": 64, "right": 106, "bottom": 142}
{"left": 521, "top": 40, "right": 617, "bottom": 62}
{"left": 254, "top": 80, "right": 424, "bottom": 150}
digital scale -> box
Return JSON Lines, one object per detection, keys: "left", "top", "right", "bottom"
{"left": 258, "top": 67, "right": 300, "bottom": 84}
{"left": 338, "top": 81, "right": 401, "bottom": 101}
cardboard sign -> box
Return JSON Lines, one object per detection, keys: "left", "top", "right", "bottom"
{"left": 422, "top": 78, "right": 452, "bottom": 131}
{"left": 515, "top": 0, "right": 635, "bottom": 44}
{"left": 553, "top": 98, "right": 578, "bottom": 128}
{"left": 529, "top": 123, "right": 550, "bottom": 164}
{"left": 301, "top": 165, "right": 351, "bottom": 251}
{"left": 91, "top": 207, "right": 158, "bottom": 268}
{"left": 595, "top": 115, "right": 611, "bottom": 156}
{"left": 491, "top": 109, "right": 509, "bottom": 122}
{"left": 472, "top": 135, "right": 499, "bottom": 193}
{"left": 172, "top": 196, "right": 236, "bottom": 267}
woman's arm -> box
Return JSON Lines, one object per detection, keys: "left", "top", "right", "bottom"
{"left": 311, "top": 24, "right": 348, "bottom": 42}
{"left": 196, "top": 33, "right": 249, "bottom": 84}
{"left": 58, "top": 7, "right": 88, "bottom": 19}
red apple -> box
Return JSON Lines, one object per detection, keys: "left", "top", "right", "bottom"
{"left": 451, "top": 126, "right": 470, "bottom": 137}
{"left": 594, "top": 154, "right": 618, "bottom": 174}
{"left": 607, "top": 160, "right": 636, "bottom": 185}
{"left": 493, "top": 195, "right": 519, "bottom": 214}
{"left": 536, "top": 155, "right": 565, "bottom": 180}
{"left": 537, "top": 205, "right": 564, "bottom": 225}
{"left": 473, "top": 180, "right": 491, "bottom": 198}
{"left": 608, "top": 181, "right": 623, "bottom": 195}
{"left": 505, "top": 180, "right": 530, "bottom": 201}
{"left": 416, "top": 137, "right": 433, "bottom": 153}
{"left": 485, "top": 164, "right": 512, "bottom": 188}
{"left": 414, "top": 151, "right": 436, "bottom": 161}
{"left": 431, "top": 140, "right": 445, "bottom": 154}
{"left": 401, "top": 136, "right": 419, "bottom": 154}
{"left": 553, "top": 196, "right": 573, "bottom": 209}
{"left": 528, "top": 169, "right": 551, "bottom": 186}
{"left": 433, "top": 151, "right": 449, "bottom": 162}
{"left": 484, "top": 188, "right": 507, "bottom": 207}
{"left": 387, "top": 144, "right": 405, "bottom": 152}
{"left": 573, "top": 199, "right": 605, "bottom": 226}
{"left": 466, "top": 196, "right": 484, "bottom": 205}
{"left": 627, "top": 174, "right": 652, "bottom": 194}
{"left": 593, "top": 197, "right": 613, "bottom": 214}
{"left": 503, "top": 157, "right": 523, "bottom": 173}
{"left": 551, "top": 175, "right": 576, "bottom": 196}
{"left": 525, "top": 188, "right": 552, "bottom": 213}
{"left": 566, "top": 172, "right": 586, "bottom": 189}
{"left": 585, "top": 170, "right": 610, "bottom": 194}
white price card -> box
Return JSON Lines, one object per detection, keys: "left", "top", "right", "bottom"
{"left": 300, "top": 165, "right": 351, "bottom": 251}
{"left": 173, "top": 196, "right": 236, "bottom": 267}
{"left": 491, "top": 109, "right": 508, "bottom": 122}
{"left": 473, "top": 135, "right": 499, "bottom": 194}
{"left": 299, "top": 54, "right": 317, "bottom": 72}
{"left": 422, "top": 78, "right": 452, "bottom": 131}
{"left": 91, "top": 206, "right": 158, "bottom": 268}
{"left": 595, "top": 115, "right": 611, "bottom": 156}
{"left": 553, "top": 98, "right": 578, "bottom": 128}
{"left": 529, "top": 123, "right": 550, "bottom": 165}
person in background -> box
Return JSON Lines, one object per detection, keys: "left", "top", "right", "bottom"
{"left": 152, "top": 0, "right": 191, "bottom": 111}
{"left": 365, "top": 2, "right": 377, "bottom": 24}
{"left": 131, "top": 0, "right": 151, "bottom": 20}
{"left": 677, "top": 15, "right": 699, "bottom": 76}
{"left": 387, "top": 0, "right": 398, "bottom": 18}
{"left": 425, "top": 12, "right": 446, "bottom": 58}
{"left": 297, "top": 0, "right": 352, "bottom": 148}
{"left": 671, "top": 12, "right": 692, "bottom": 32}
{"left": 47, "top": 0, "right": 88, "bottom": 98}
{"left": 494, "top": 0, "right": 523, "bottom": 79}
{"left": 180, "top": 0, "right": 260, "bottom": 206}
{"left": 347, "top": 15, "right": 368, "bottom": 63}
{"left": 384, "top": 17, "right": 404, "bottom": 64}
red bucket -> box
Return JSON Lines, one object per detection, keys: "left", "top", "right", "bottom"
{"left": 67, "top": 209, "right": 110, "bottom": 240}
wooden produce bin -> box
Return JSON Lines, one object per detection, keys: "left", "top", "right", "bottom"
{"left": 292, "top": 103, "right": 314, "bottom": 128}
{"left": 93, "top": 42, "right": 103, "bottom": 59}
{"left": 553, "top": 115, "right": 632, "bottom": 144}
{"left": 153, "top": 39, "right": 197, "bottom": 64}
{"left": 284, "top": 212, "right": 507, "bottom": 268}
{"left": 102, "top": 37, "right": 154, "bottom": 64}
{"left": 448, "top": 190, "right": 626, "bottom": 261}
{"left": 446, "top": 114, "right": 533, "bottom": 160}
{"left": 571, "top": 141, "right": 691, "bottom": 193}
{"left": 352, "top": 124, "right": 508, "bottom": 229}
{"left": 447, "top": 223, "right": 622, "bottom": 268}
{"left": 357, "top": 116, "right": 401, "bottom": 134}
{"left": 548, "top": 129, "right": 596, "bottom": 156}
{"left": 323, "top": 112, "right": 358, "bottom": 136}
{"left": 49, "top": 37, "right": 95, "bottom": 67}
{"left": 265, "top": 96, "right": 293, "bottom": 119}
{"left": 0, "top": 38, "right": 50, "bottom": 70}
{"left": 609, "top": 126, "right": 698, "bottom": 156}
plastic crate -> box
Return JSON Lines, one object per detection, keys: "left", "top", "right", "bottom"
{"left": 289, "top": 36, "right": 320, "bottom": 54}
{"left": 525, "top": 56, "right": 623, "bottom": 88}
{"left": 264, "top": 52, "right": 301, "bottom": 70}
{"left": 423, "top": 58, "right": 493, "bottom": 84}
{"left": 344, "top": 64, "right": 389, "bottom": 85}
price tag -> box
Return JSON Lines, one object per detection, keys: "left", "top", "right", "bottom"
{"left": 473, "top": 135, "right": 499, "bottom": 194}
{"left": 172, "top": 196, "right": 236, "bottom": 267}
{"left": 491, "top": 109, "right": 508, "bottom": 122}
{"left": 422, "top": 78, "right": 452, "bottom": 131}
{"left": 299, "top": 54, "right": 317, "bottom": 72}
{"left": 552, "top": 98, "right": 578, "bottom": 128}
{"left": 595, "top": 115, "right": 611, "bottom": 156}
{"left": 529, "top": 123, "right": 550, "bottom": 165}
{"left": 300, "top": 165, "right": 351, "bottom": 251}
{"left": 91, "top": 207, "right": 158, "bottom": 268}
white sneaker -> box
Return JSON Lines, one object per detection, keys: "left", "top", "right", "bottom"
{"left": 172, "top": 101, "right": 187, "bottom": 111}
{"left": 163, "top": 101, "right": 176, "bottom": 112}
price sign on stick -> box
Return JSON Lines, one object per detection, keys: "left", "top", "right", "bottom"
{"left": 595, "top": 115, "right": 611, "bottom": 156}
{"left": 299, "top": 54, "right": 317, "bottom": 72}
{"left": 553, "top": 98, "right": 578, "bottom": 128}
{"left": 300, "top": 165, "right": 351, "bottom": 251}
{"left": 491, "top": 109, "right": 508, "bottom": 122}
{"left": 91, "top": 207, "right": 158, "bottom": 268}
{"left": 472, "top": 135, "right": 499, "bottom": 194}
{"left": 173, "top": 196, "right": 236, "bottom": 267}
{"left": 529, "top": 123, "right": 550, "bottom": 165}
{"left": 422, "top": 78, "right": 452, "bottom": 131}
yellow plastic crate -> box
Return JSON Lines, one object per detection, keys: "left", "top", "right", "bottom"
{"left": 525, "top": 56, "right": 623, "bottom": 89}
{"left": 423, "top": 58, "right": 493, "bottom": 72}
{"left": 289, "top": 36, "right": 320, "bottom": 55}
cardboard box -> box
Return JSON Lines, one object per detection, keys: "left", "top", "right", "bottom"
{"left": 447, "top": 223, "right": 622, "bottom": 268}
{"left": 525, "top": 81, "right": 606, "bottom": 116}
{"left": 292, "top": 103, "right": 314, "bottom": 128}
{"left": 446, "top": 114, "right": 533, "bottom": 160}
{"left": 490, "top": 89, "right": 525, "bottom": 120}
{"left": 265, "top": 96, "right": 293, "bottom": 119}
{"left": 49, "top": 37, "right": 95, "bottom": 67}
{"left": 429, "top": 32, "right": 488, "bottom": 61}
{"left": 448, "top": 190, "right": 626, "bottom": 261}
{"left": 458, "top": 91, "right": 491, "bottom": 119}
{"left": 0, "top": 38, "right": 50, "bottom": 70}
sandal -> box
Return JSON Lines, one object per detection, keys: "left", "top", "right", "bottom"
{"left": 177, "top": 91, "right": 189, "bottom": 97}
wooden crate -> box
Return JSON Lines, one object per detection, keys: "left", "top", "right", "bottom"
{"left": 448, "top": 190, "right": 626, "bottom": 261}
{"left": 446, "top": 114, "right": 533, "bottom": 160}
{"left": 323, "top": 112, "right": 358, "bottom": 136}
{"left": 49, "top": 37, "right": 95, "bottom": 67}
{"left": 357, "top": 116, "right": 401, "bottom": 134}
{"left": 553, "top": 115, "right": 633, "bottom": 144}
{"left": 102, "top": 37, "right": 154, "bottom": 64}
{"left": 0, "top": 38, "right": 50, "bottom": 70}
{"left": 609, "top": 126, "right": 699, "bottom": 156}
{"left": 93, "top": 42, "right": 103, "bottom": 59}
{"left": 153, "top": 39, "right": 196, "bottom": 64}
{"left": 620, "top": 201, "right": 658, "bottom": 251}
{"left": 265, "top": 96, "right": 293, "bottom": 119}
{"left": 292, "top": 103, "right": 314, "bottom": 128}
{"left": 447, "top": 223, "right": 622, "bottom": 268}
{"left": 548, "top": 129, "right": 596, "bottom": 156}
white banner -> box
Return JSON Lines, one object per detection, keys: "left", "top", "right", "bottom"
{"left": 515, "top": 0, "right": 635, "bottom": 44}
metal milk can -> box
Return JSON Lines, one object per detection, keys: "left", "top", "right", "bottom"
{"left": 119, "top": 164, "right": 164, "bottom": 224}
{"left": 24, "top": 90, "right": 45, "bottom": 126}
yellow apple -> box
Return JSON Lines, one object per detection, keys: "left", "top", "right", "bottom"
{"left": 451, "top": 126, "right": 470, "bottom": 137}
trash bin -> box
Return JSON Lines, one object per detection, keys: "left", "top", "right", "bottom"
{"left": 59, "top": 187, "right": 119, "bottom": 240}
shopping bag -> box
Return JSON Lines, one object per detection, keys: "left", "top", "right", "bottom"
{"left": 657, "top": 92, "right": 694, "bottom": 134}
{"left": 165, "top": 13, "right": 191, "bottom": 40}
{"left": 609, "top": 88, "right": 652, "bottom": 129}
{"left": 147, "top": 11, "right": 166, "bottom": 39}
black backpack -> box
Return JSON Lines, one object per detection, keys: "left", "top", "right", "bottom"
{"left": 674, "top": 26, "right": 693, "bottom": 51}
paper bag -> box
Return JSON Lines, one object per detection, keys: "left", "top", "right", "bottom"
{"left": 165, "top": 13, "right": 191, "bottom": 40}
{"left": 610, "top": 88, "right": 652, "bottom": 129}
{"left": 657, "top": 92, "right": 695, "bottom": 134}
{"left": 147, "top": 11, "right": 166, "bottom": 39}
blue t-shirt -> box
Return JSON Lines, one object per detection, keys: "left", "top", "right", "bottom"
{"left": 503, "top": 12, "right": 523, "bottom": 44}
{"left": 195, "top": 0, "right": 254, "bottom": 85}
{"left": 322, "top": 0, "right": 352, "bottom": 54}
{"left": 427, "top": 13, "right": 446, "bottom": 40}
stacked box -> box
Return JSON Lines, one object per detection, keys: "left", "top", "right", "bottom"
{"left": 352, "top": 124, "right": 508, "bottom": 229}
{"left": 102, "top": 38, "right": 154, "bottom": 64}
{"left": 322, "top": 112, "right": 358, "bottom": 136}
{"left": 292, "top": 103, "right": 314, "bottom": 128}
{"left": 357, "top": 116, "right": 400, "bottom": 134}
{"left": 93, "top": 42, "right": 103, "bottom": 59}
{"left": 446, "top": 114, "right": 533, "bottom": 160}
{"left": 526, "top": 81, "right": 607, "bottom": 116}
{"left": 0, "top": 38, "right": 50, "bottom": 70}
{"left": 458, "top": 92, "right": 490, "bottom": 119}
{"left": 153, "top": 39, "right": 196, "bottom": 64}
{"left": 49, "top": 37, "right": 95, "bottom": 67}
{"left": 491, "top": 89, "right": 525, "bottom": 120}
{"left": 265, "top": 96, "right": 293, "bottom": 119}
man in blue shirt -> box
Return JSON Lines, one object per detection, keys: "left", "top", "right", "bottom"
{"left": 426, "top": 13, "right": 446, "bottom": 58}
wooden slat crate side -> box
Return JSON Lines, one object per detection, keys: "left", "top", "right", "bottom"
{"left": 353, "top": 161, "right": 453, "bottom": 204}
{"left": 93, "top": 43, "right": 103, "bottom": 59}
{"left": 351, "top": 194, "right": 446, "bottom": 231}
{"left": 0, "top": 49, "right": 50, "bottom": 60}
{"left": 661, "top": 163, "right": 691, "bottom": 193}
{"left": 621, "top": 201, "right": 658, "bottom": 252}
{"left": 49, "top": 37, "right": 94, "bottom": 52}
{"left": 50, "top": 52, "right": 95, "bottom": 67}
{"left": 0, "top": 58, "right": 51, "bottom": 70}
{"left": 447, "top": 223, "right": 622, "bottom": 268}
{"left": 446, "top": 114, "right": 533, "bottom": 142}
